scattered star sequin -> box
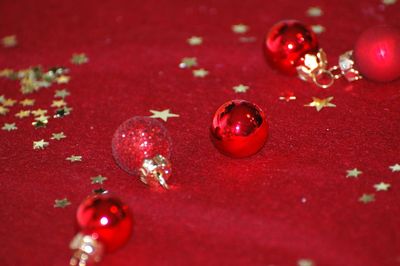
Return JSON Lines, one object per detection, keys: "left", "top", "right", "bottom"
{"left": 389, "top": 163, "right": 400, "bottom": 172}
{"left": 298, "top": 259, "right": 314, "bottom": 266}
{"left": 31, "top": 109, "right": 47, "bottom": 116}
{"left": 32, "top": 120, "right": 47, "bottom": 128}
{"left": 192, "top": 68, "right": 209, "bottom": 78}
{"left": 71, "top": 53, "right": 89, "bottom": 65}
{"left": 19, "top": 98, "right": 35, "bottom": 106}
{"left": 33, "top": 139, "right": 49, "bottom": 150}
{"left": 91, "top": 175, "right": 108, "bottom": 184}
{"left": 359, "top": 193, "right": 375, "bottom": 204}
{"left": 179, "top": 57, "right": 198, "bottom": 69}
{"left": 54, "top": 89, "right": 70, "bottom": 98}
{"left": 307, "top": 6, "right": 323, "bottom": 17}
{"left": 305, "top": 97, "right": 336, "bottom": 112}
{"left": 233, "top": 84, "right": 249, "bottom": 93}
{"left": 374, "top": 182, "right": 391, "bottom": 191}
{"left": 51, "top": 99, "right": 67, "bottom": 108}
{"left": 51, "top": 132, "right": 66, "bottom": 140}
{"left": 346, "top": 168, "right": 362, "bottom": 178}
{"left": 54, "top": 198, "right": 71, "bottom": 208}
{"left": 0, "top": 106, "right": 10, "bottom": 116}
{"left": 232, "top": 24, "right": 249, "bottom": 34}
{"left": 279, "top": 91, "right": 296, "bottom": 102}
{"left": 382, "top": 0, "right": 397, "bottom": 5}
{"left": 0, "top": 95, "right": 5, "bottom": 103}
{"left": 2, "top": 35, "right": 17, "bottom": 48}
{"left": 187, "top": 36, "right": 203, "bottom": 46}
{"left": 56, "top": 75, "right": 70, "bottom": 84}
{"left": 311, "top": 24, "right": 326, "bottom": 34}
{"left": 15, "top": 110, "right": 30, "bottom": 119}
{"left": 2, "top": 123, "right": 17, "bottom": 131}
{"left": 3, "top": 98, "right": 16, "bottom": 107}
{"left": 66, "top": 155, "right": 82, "bottom": 162}
{"left": 149, "top": 109, "right": 180, "bottom": 122}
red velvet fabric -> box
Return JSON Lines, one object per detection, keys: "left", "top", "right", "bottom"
{"left": 1, "top": 0, "right": 400, "bottom": 265}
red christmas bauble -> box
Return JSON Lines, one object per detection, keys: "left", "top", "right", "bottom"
{"left": 210, "top": 100, "right": 269, "bottom": 158}
{"left": 112, "top": 116, "right": 171, "bottom": 175}
{"left": 264, "top": 20, "right": 319, "bottom": 75}
{"left": 354, "top": 25, "right": 400, "bottom": 82}
{"left": 76, "top": 193, "right": 133, "bottom": 252}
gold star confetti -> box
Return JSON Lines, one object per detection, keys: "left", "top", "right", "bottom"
{"left": 389, "top": 163, "right": 400, "bottom": 172}
{"left": 232, "top": 24, "right": 249, "bottom": 34}
{"left": 56, "top": 75, "right": 70, "bottom": 84}
{"left": 374, "top": 182, "right": 391, "bottom": 191}
{"left": 51, "top": 99, "right": 67, "bottom": 108}
{"left": 51, "top": 132, "right": 66, "bottom": 140}
{"left": 3, "top": 98, "right": 16, "bottom": 107}
{"left": 305, "top": 97, "right": 336, "bottom": 112}
{"left": 31, "top": 108, "right": 47, "bottom": 116}
{"left": 15, "top": 110, "right": 30, "bottom": 119}
{"left": 382, "top": 0, "right": 397, "bottom": 5}
{"left": 54, "top": 89, "right": 70, "bottom": 98}
{"left": 33, "top": 139, "right": 49, "bottom": 150}
{"left": 71, "top": 53, "right": 89, "bottom": 65}
{"left": 298, "top": 259, "right": 314, "bottom": 266}
{"left": 2, "top": 123, "right": 17, "bottom": 131}
{"left": 2, "top": 35, "right": 17, "bottom": 48}
{"left": 54, "top": 198, "right": 71, "bottom": 208}
{"left": 233, "top": 84, "right": 249, "bottom": 93}
{"left": 54, "top": 107, "right": 72, "bottom": 118}
{"left": 0, "top": 69, "right": 14, "bottom": 78}
{"left": 307, "top": 6, "right": 323, "bottom": 17}
{"left": 187, "top": 36, "right": 203, "bottom": 46}
{"left": 66, "top": 155, "right": 82, "bottom": 162}
{"left": 279, "top": 91, "right": 296, "bottom": 102}
{"left": 149, "top": 109, "right": 180, "bottom": 122}
{"left": 193, "top": 68, "right": 209, "bottom": 78}
{"left": 19, "top": 98, "right": 35, "bottom": 106}
{"left": 359, "top": 193, "right": 375, "bottom": 204}
{"left": 0, "top": 95, "right": 5, "bottom": 103}
{"left": 32, "top": 120, "right": 47, "bottom": 128}
{"left": 91, "top": 175, "right": 108, "bottom": 184}
{"left": 179, "top": 57, "right": 198, "bottom": 69}
{"left": 0, "top": 106, "right": 10, "bottom": 116}
{"left": 34, "top": 115, "right": 50, "bottom": 122}
{"left": 346, "top": 168, "right": 362, "bottom": 178}
{"left": 311, "top": 24, "right": 326, "bottom": 34}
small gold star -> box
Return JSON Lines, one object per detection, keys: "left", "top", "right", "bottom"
{"left": 346, "top": 168, "right": 362, "bottom": 178}
{"left": 32, "top": 120, "right": 48, "bottom": 128}
{"left": 71, "top": 53, "right": 89, "bottom": 65}
{"left": 307, "top": 6, "right": 323, "bottom": 17}
{"left": 298, "top": 259, "right": 314, "bottom": 266}
{"left": 31, "top": 108, "right": 47, "bottom": 116}
{"left": 389, "top": 163, "right": 400, "bottom": 172}
{"left": 0, "top": 106, "right": 10, "bottom": 116}
{"left": 233, "top": 84, "right": 249, "bottom": 93}
{"left": 33, "top": 139, "right": 49, "bottom": 150}
{"left": 2, "top": 35, "right": 17, "bottom": 48}
{"left": 232, "top": 24, "right": 249, "bottom": 34}
{"left": 0, "top": 69, "right": 14, "bottom": 78}
{"left": 382, "top": 0, "right": 397, "bottom": 5}
{"left": 193, "top": 68, "right": 209, "bottom": 78}
{"left": 359, "top": 193, "right": 375, "bottom": 204}
{"left": 15, "top": 110, "right": 30, "bottom": 119}
{"left": 66, "top": 155, "right": 82, "bottom": 162}
{"left": 56, "top": 75, "right": 70, "bottom": 84}
{"left": 51, "top": 99, "right": 67, "bottom": 108}
{"left": 0, "top": 95, "right": 5, "bottom": 103}
{"left": 19, "top": 98, "right": 35, "bottom": 106}
{"left": 305, "top": 97, "right": 336, "bottom": 112}
{"left": 311, "top": 24, "right": 326, "bottom": 34}
{"left": 179, "top": 57, "right": 198, "bottom": 69}
{"left": 187, "top": 36, "right": 203, "bottom": 46}
{"left": 51, "top": 132, "right": 66, "bottom": 140}
{"left": 54, "top": 198, "right": 71, "bottom": 208}
{"left": 374, "top": 182, "right": 391, "bottom": 191}
{"left": 54, "top": 89, "right": 70, "bottom": 98}
{"left": 3, "top": 98, "right": 16, "bottom": 107}
{"left": 2, "top": 123, "right": 17, "bottom": 131}
{"left": 149, "top": 109, "right": 180, "bottom": 122}
{"left": 91, "top": 175, "right": 108, "bottom": 184}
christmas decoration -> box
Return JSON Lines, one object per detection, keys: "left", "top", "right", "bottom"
{"left": 70, "top": 192, "right": 133, "bottom": 265}
{"left": 210, "top": 99, "right": 268, "bottom": 158}
{"left": 112, "top": 116, "right": 172, "bottom": 189}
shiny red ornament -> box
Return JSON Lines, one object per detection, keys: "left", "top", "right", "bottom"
{"left": 264, "top": 20, "right": 319, "bottom": 75}
{"left": 112, "top": 116, "right": 172, "bottom": 189}
{"left": 210, "top": 100, "right": 269, "bottom": 158}
{"left": 354, "top": 25, "right": 400, "bottom": 82}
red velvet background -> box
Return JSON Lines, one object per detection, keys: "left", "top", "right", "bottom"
{"left": 1, "top": 0, "right": 400, "bottom": 265}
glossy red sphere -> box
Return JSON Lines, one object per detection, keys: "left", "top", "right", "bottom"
{"left": 112, "top": 116, "right": 171, "bottom": 175}
{"left": 354, "top": 25, "right": 400, "bottom": 82}
{"left": 210, "top": 100, "right": 268, "bottom": 158}
{"left": 76, "top": 193, "right": 133, "bottom": 252}
{"left": 264, "top": 20, "right": 319, "bottom": 75}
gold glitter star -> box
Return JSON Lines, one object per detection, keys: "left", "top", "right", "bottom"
{"left": 3, "top": 98, "right": 16, "bottom": 107}
{"left": 32, "top": 120, "right": 47, "bottom": 128}
{"left": 150, "top": 109, "right": 179, "bottom": 122}
{"left": 66, "top": 155, "right": 82, "bottom": 162}
{"left": 51, "top": 99, "right": 66, "bottom": 108}
{"left": 15, "top": 110, "right": 30, "bottom": 119}
{"left": 71, "top": 53, "right": 89, "bottom": 65}
{"left": 374, "top": 182, "right": 391, "bottom": 191}
{"left": 389, "top": 163, "right": 400, "bottom": 172}
{"left": 54, "top": 89, "right": 70, "bottom": 98}
{"left": 51, "top": 132, "right": 66, "bottom": 140}
{"left": 279, "top": 91, "right": 296, "bottom": 102}
{"left": 307, "top": 6, "right": 323, "bottom": 17}
{"left": 359, "top": 193, "right": 375, "bottom": 204}
{"left": 179, "top": 57, "right": 198, "bottom": 69}
{"left": 31, "top": 108, "right": 47, "bottom": 116}
{"left": 33, "top": 139, "right": 49, "bottom": 150}
{"left": 298, "top": 259, "right": 314, "bottom": 266}
{"left": 193, "top": 68, "right": 209, "bottom": 78}
{"left": 2, "top": 123, "right": 17, "bottom": 131}
{"left": 54, "top": 198, "right": 71, "bottom": 208}
{"left": 0, "top": 95, "right": 5, "bottom": 103}
{"left": 382, "top": 0, "right": 397, "bottom": 5}
{"left": 311, "top": 24, "right": 326, "bottom": 34}
{"left": 2, "top": 35, "right": 17, "bottom": 48}
{"left": 56, "top": 75, "right": 70, "bottom": 84}
{"left": 0, "top": 69, "right": 14, "bottom": 78}
{"left": 346, "top": 168, "right": 362, "bottom": 178}
{"left": 233, "top": 84, "right": 249, "bottom": 93}
{"left": 0, "top": 106, "right": 10, "bottom": 116}
{"left": 91, "top": 175, "right": 108, "bottom": 184}
{"left": 19, "top": 98, "right": 35, "bottom": 107}
{"left": 232, "top": 24, "right": 249, "bottom": 34}
{"left": 305, "top": 97, "right": 336, "bottom": 112}
{"left": 187, "top": 36, "right": 203, "bottom": 46}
